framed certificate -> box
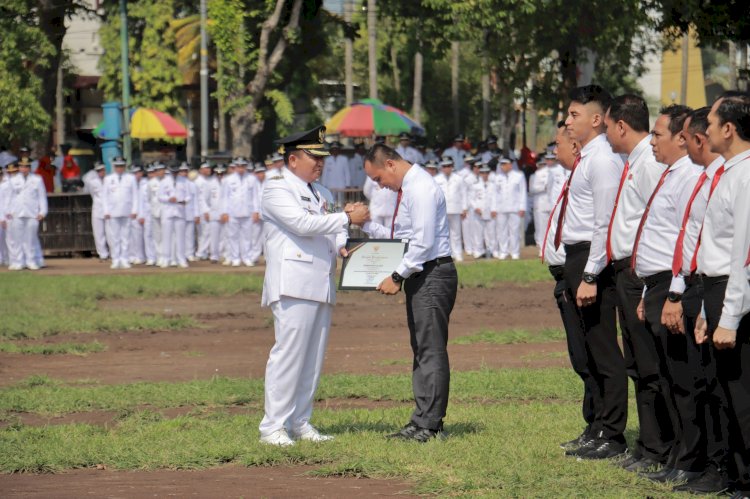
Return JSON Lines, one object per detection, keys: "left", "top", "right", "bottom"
{"left": 339, "top": 238, "right": 409, "bottom": 290}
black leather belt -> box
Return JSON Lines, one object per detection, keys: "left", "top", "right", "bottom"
{"left": 698, "top": 274, "right": 729, "bottom": 286}
{"left": 643, "top": 270, "right": 672, "bottom": 289}
{"left": 424, "top": 256, "right": 453, "bottom": 267}
{"left": 611, "top": 257, "right": 632, "bottom": 273}
{"left": 548, "top": 265, "right": 564, "bottom": 280}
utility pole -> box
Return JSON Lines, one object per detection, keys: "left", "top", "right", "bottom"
{"left": 344, "top": 0, "right": 353, "bottom": 106}
{"left": 367, "top": 0, "right": 378, "bottom": 100}
{"left": 200, "top": 0, "right": 209, "bottom": 162}
{"left": 119, "top": 0, "right": 131, "bottom": 163}
{"left": 680, "top": 32, "right": 689, "bottom": 105}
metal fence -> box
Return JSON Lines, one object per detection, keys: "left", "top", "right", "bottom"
{"left": 40, "top": 193, "right": 96, "bottom": 255}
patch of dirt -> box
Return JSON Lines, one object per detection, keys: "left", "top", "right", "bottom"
{"left": 0, "top": 465, "right": 418, "bottom": 498}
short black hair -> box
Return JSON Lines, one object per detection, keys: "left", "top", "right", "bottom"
{"left": 607, "top": 94, "right": 649, "bottom": 133}
{"left": 715, "top": 91, "right": 750, "bottom": 141}
{"left": 659, "top": 104, "right": 693, "bottom": 135}
{"left": 364, "top": 143, "right": 403, "bottom": 166}
{"left": 568, "top": 84, "right": 612, "bottom": 112}
{"left": 556, "top": 120, "right": 566, "bottom": 129}
{"left": 687, "top": 107, "right": 710, "bottom": 135}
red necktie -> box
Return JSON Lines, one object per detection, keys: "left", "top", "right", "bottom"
{"left": 745, "top": 245, "right": 750, "bottom": 267}
{"left": 541, "top": 186, "right": 566, "bottom": 262}
{"left": 553, "top": 156, "right": 581, "bottom": 249}
{"left": 605, "top": 161, "right": 630, "bottom": 262}
{"left": 630, "top": 166, "right": 672, "bottom": 271}
{"left": 672, "top": 171, "right": 708, "bottom": 276}
{"left": 690, "top": 165, "right": 726, "bottom": 273}
{"left": 390, "top": 188, "right": 403, "bottom": 239}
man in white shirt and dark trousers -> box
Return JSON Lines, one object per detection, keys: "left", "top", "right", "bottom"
{"left": 362, "top": 144, "right": 458, "bottom": 442}
{"left": 695, "top": 91, "right": 750, "bottom": 499}
{"left": 490, "top": 158, "right": 527, "bottom": 260}
{"left": 560, "top": 85, "right": 628, "bottom": 460}
{"left": 669, "top": 107, "right": 729, "bottom": 495}
{"left": 434, "top": 156, "right": 467, "bottom": 262}
{"left": 631, "top": 105, "right": 703, "bottom": 485}
{"left": 602, "top": 94, "right": 674, "bottom": 473}
{"left": 103, "top": 157, "right": 138, "bottom": 270}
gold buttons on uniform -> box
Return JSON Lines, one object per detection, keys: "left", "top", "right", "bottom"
{"left": 297, "top": 252, "right": 301, "bottom": 258}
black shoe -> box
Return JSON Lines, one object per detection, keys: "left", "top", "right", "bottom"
{"left": 728, "top": 492, "right": 750, "bottom": 499}
{"left": 665, "top": 469, "right": 702, "bottom": 484}
{"left": 411, "top": 427, "right": 445, "bottom": 443}
{"left": 564, "top": 437, "right": 598, "bottom": 457}
{"left": 624, "top": 457, "right": 661, "bottom": 473}
{"left": 618, "top": 453, "right": 641, "bottom": 469}
{"left": 640, "top": 466, "right": 675, "bottom": 482}
{"left": 560, "top": 431, "right": 590, "bottom": 450}
{"left": 578, "top": 440, "right": 627, "bottom": 460}
{"left": 672, "top": 468, "right": 727, "bottom": 494}
{"left": 386, "top": 422, "right": 420, "bottom": 440}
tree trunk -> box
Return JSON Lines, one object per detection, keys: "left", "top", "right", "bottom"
{"left": 451, "top": 41, "right": 460, "bottom": 134}
{"left": 390, "top": 44, "right": 401, "bottom": 103}
{"left": 729, "top": 41, "right": 738, "bottom": 90}
{"left": 35, "top": 0, "right": 68, "bottom": 147}
{"left": 481, "top": 63, "right": 490, "bottom": 140}
{"left": 739, "top": 43, "right": 748, "bottom": 92}
{"left": 55, "top": 52, "right": 65, "bottom": 149}
{"left": 367, "top": 0, "right": 378, "bottom": 99}
{"left": 412, "top": 49, "right": 423, "bottom": 124}
{"left": 344, "top": 0, "right": 354, "bottom": 105}
{"left": 230, "top": 107, "right": 258, "bottom": 158}
{"left": 528, "top": 102, "right": 538, "bottom": 152}
{"left": 216, "top": 53, "right": 228, "bottom": 151}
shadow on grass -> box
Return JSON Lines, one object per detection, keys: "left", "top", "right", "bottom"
{"left": 322, "top": 420, "right": 485, "bottom": 438}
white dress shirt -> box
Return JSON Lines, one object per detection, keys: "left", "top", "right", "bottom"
{"left": 7, "top": 173, "right": 47, "bottom": 218}
{"left": 490, "top": 169, "right": 527, "bottom": 213}
{"left": 363, "top": 177, "right": 397, "bottom": 220}
{"left": 434, "top": 172, "right": 467, "bottom": 215}
{"left": 560, "top": 133, "right": 624, "bottom": 275}
{"left": 395, "top": 145, "right": 424, "bottom": 166}
{"left": 543, "top": 195, "right": 567, "bottom": 267}
{"left": 634, "top": 155, "right": 702, "bottom": 279}
{"left": 321, "top": 154, "right": 351, "bottom": 190}
{"left": 363, "top": 164, "right": 451, "bottom": 278}
{"left": 221, "top": 171, "right": 260, "bottom": 218}
{"left": 102, "top": 172, "right": 138, "bottom": 218}
{"left": 546, "top": 164, "right": 569, "bottom": 209}
{"left": 609, "top": 135, "right": 668, "bottom": 261}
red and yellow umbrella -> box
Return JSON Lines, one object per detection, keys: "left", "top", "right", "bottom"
{"left": 326, "top": 98, "right": 424, "bottom": 137}
{"left": 130, "top": 108, "right": 188, "bottom": 139}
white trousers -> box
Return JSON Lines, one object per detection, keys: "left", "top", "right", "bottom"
{"left": 151, "top": 216, "right": 163, "bottom": 263}
{"left": 226, "top": 216, "right": 253, "bottom": 264}
{"left": 208, "top": 220, "right": 222, "bottom": 261}
{"left": 468, "top": 212, "right": 486, "bottom": 256}
{"left": 482, "top": 218, "right": 496, "bottom": 255}
{"left": 249, "top": 220, "right": 264, "bottom": 262}
{"left": 534, "top": 208, "right": 551, "bottom": 248}
{"left": 462, "top": 215, "right": 473, "bottom": 254}
{"left": 106, "top": 217, "right": 131, "bottom": 265}
{"left": 92, "top": 216, "right": 109, "bottom": 259}
{"left": 184, "top": 220, "right": 196, "bottom": 259}
{"left": 161, "top": 216, "right": 186, "bottom": 265}
{"left": 0, "top": 223, "right": 7, "bottom": 264}
{"left": 143, "top": 217, "right": 155, "bottom": 263}
{"left": 447, "top": 214, "right": 464, "bottom": 259}
{"left": 259, "top": 297, "right": 332, "bottom": 437}
{"left": 495, "top": 212, "right": 521, "bottom": 257}
{"left": 8, "top": 217, "right": 38, "bottom": 267}
{"left": 197, "top": 217, "right": 210, "bottom": 258}
{"left": 130, "top": 218, "right": 145, "bottom": 262}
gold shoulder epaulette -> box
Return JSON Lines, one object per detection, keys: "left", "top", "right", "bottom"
{"left": 269, "top": 175, "right": 284, "bottom": 181}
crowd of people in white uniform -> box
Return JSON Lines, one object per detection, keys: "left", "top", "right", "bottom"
{"left": 0, "top": 133, "right": 565, "bottom": 270}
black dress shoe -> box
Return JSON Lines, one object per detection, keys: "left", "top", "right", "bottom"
{"left": 564, "top": 437, "right": 598, "bottom": 457}
{"left": 665, "top": 469, "right": 702, "bottom": 484}
{"left": 624, "top": 457, "right": 661, "bottom": 473}
{"left": 578, "top": 440, "right": 627, "bottom": 460}
{"left": 618, "top": 453, "right": 641, "bottom": 469}
{"left": 640, "top": 466, "right": 675, "bottom": 482}
{"left": 672, "top": 468, "right": 727, "bottom": 494}
{"left": 386, "top": 422, "right": 420, "bottom": 439}
{"left": 411, "top": 427, "right": 445, "bottom": 443}
{"left": 560, "top": 431, "right": 589, "bottom": 450}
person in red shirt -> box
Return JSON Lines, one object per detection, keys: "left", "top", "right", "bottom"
{"left": 35, "top": 148, "right": 57, "bottom": 193}
{"left": 59, "top": 144, "right": 81, "bottom": 192}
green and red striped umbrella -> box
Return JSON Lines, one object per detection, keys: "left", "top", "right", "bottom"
{"left": 325, "top": 98, "right": 424, "bottom": 137}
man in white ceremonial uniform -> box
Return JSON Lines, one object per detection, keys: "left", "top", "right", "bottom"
{"left": 0, "top": 167, "right": 8, "bottom": 266}
{"left": 694, "top": 92, "right": 750, "bottom": 499}
{"left": 148, "top": 163, "right": 166, "bottom": 266}
{"left": 362, "top": 175, "right": 397, "bottom": 226}
{"left": 631, "top": 105, "right": 703, "bottom": 484}
{"left": 194, "top": 162, "right": 212, "bottom": 260}
{"left": 461, "top": 158, "right": 481, "bottom": 257}
{"left": 490, "top": 157, "right": 527, "bottom": 259}
{"left": 442, "top": 134, "right": 466, "bottom": 171}
{"left": 481, "top": 135, "right": 501, "bottom": 164}
{"left": 467, "top": 163, "right": 494, "bottom": 258}
{"left": 6, "top": 159, "right": 47, "bottom": 270}
{"left": 529, "top": 158, "right": 551, "bottom": 255}
{"left": 320, "top": 142, "right": 350, "bottom": 204}
{"left": 259, "top": 126, "right": 369, "bottom": 446}
{"left": 205, "top": 165, "right": 226, "bottom": 263}
{"left": 361, "top": 144, "right": 458, "bottom": 442}
{"left": 182, "top": 164, "right": 200, "bottom": 262}
{"left": 102, "top": 157, "right": 138, "bottom": 270}
{"left": 128, "top": 165, "right": 146, "bottom": 265}
{"left": 248, "top": 163, "right": 267, "bottom": 264}
{"left": 434, "top": 156, "right": 467, "bottom": 262}
{"left": 83, "top": 162, "right": 109, "bottom": 262}
{"left": 603, "top": 95, "right": 674, "bottom": 474}
{"left": 138, "top": 165, "right": 156, "bottom": 266}
{"left": 220, "top": 157, "right": 261, "bottom": 267}
{"left": 348, "top": 143, "right": 367, "bottom": 189}
{"left": 395, "top": 133, "right": 424, "bottom": 165}
{"left": 159, "top": 164, "right": 191, "bottom": 268}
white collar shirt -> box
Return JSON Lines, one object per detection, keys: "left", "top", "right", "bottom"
{"left": 543, "top": 193, "right": 567, "bottom": 267}
{"left": 546, "top": 164, "right": 569, "bottom": 209}
{"left": 609, "top": 135, "right": 668, "bottom": 261}
{"left": 362, "top": 164, "right": 451, "bottom": 278}
{"left": 634, "top": 155, "right": 702, "bottom": 279}
{"left": 561, "top": 133, "right": 624, "bottom": 275}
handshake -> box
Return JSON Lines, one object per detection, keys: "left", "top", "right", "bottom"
{"left": 344, "top": 202, "right": 370, "bottom": 226}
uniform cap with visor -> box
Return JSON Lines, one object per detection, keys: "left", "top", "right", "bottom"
{"left": 275, "top": 125, "right": 330, "bottom": 157}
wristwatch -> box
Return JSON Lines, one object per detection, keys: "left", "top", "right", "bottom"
{"left": 391, "top": 271, "right": 405, "bottom": 284}
{"left": 582, "top": 272, "right": 598, "bottom": 284}
{"left": 667, "top": 292, "right": 683, "bottom": 303}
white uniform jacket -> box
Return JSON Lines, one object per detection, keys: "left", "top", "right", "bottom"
{"left": 491, "top": 169, "right": 527, "bottom": 213}
{"left": 321, "top": 155, "right": 351, "bottom": 190}
{"left": 8, "top": 174, "right": 47, "bottom": 218}
{"left": 205, "top": 177, "right": 223, "bottom": 221}
{"left": 221, "top": 172, "right": 260, "bottom": 218}
{"left": 529, "top": 167, "right": 552, "bottom": 212}
{"left": 83, "top": 173, "right": 106, "bottom": 219}
{"left": 434, "top": 172, "right": 467, "bottom": 215}
{"left": 137, "top": 179, "right": 151, "bottom": 220}
{"left": 102, "top": 173, "right": 138, "bottom": 218}
{"left": 148, "top": 177, "right": 163, "bottom": 219}
{"left": 194, "top": 175, "right": 210, "bottom": 217}
{"left": 158, "top": 175, "right": 192, "bottom": 219}
{"left": 261, "top": 167, "right": 348, "bottom": 307}
{"left": 469, "top": 179, "right": 493, "bottom": 220}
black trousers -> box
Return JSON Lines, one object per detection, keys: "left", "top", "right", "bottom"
{"left": 703, "top": 276, "right": 750, "bottom": 492}
{"left": 681, "top": 278, "right": 729, "bottom": 473}
{"left": 404, "top": 259, "right": 458, "bottom": 431}
{"left": 615, "top": 262, "right": 674, "bottom": 462}
{"left": 550, "top": 265, "right": 595, "bottom": 433}
{"left": 563, "top": 243, "right": 627, "bottom": 442}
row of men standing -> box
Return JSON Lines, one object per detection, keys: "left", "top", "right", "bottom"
{"left": 83, "top": 155, "right": 282, "bottom": 270}
{"left": 543, "top": 85, "right": 750, "bottom": 497}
